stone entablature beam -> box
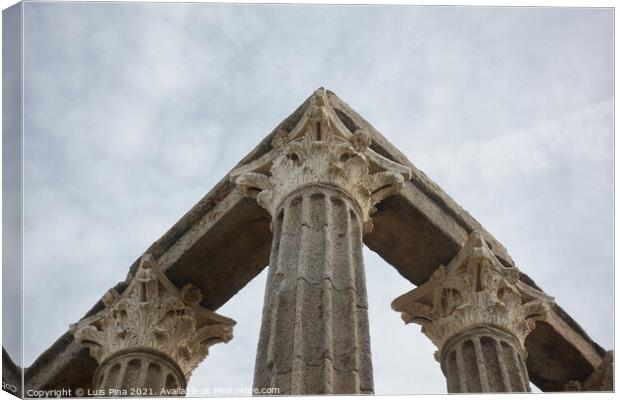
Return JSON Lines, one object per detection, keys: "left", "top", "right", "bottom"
{"left": 392, "top": 231, "right": 554, "bottom": 393}
{"left": 25, "top": 89, "right": 609, "bottom": 394}
{"left": 566, "top": 350, "right": 614, "bottom": 391}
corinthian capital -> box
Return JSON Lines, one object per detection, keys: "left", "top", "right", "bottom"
{"left": 230, "top": 88, "right": 411, "bottom": 232}
{"left": 392, "top": 231, "right": 554, "bottom": 359}
{"left": 70, "top": 255, "right": 235, "bottom": 380}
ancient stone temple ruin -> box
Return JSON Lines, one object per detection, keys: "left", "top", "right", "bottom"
{"left": 8, "top": 89, "right": 613, "bottom": 395}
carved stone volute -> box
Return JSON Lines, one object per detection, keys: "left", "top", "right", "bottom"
{"left": 392, "top": 231, "right": 554, "bottom": 360}
{"left": 230, "top": 88, "right": 411, "bottom": 233}
{"left": 70, "top": 254, "right": 236, "bottom": 381}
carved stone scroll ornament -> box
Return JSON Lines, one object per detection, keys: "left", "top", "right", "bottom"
{"left": 229, "top": 88, "right": 412, "bottom": 232}
{"left": 392, "top": 231, "right": 554, "bottom": 359}
{"left": 228, "top": 88, "right": 411, "bottom": 395}
{"left": 392, "top": 231, "right": 554, "bottom": 392}
{"left": 70, "top": 255, "right": 235, "bottom": 384}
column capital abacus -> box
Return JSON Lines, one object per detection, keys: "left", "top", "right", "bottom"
{"left": 70, "top": 254, "right": 236, "bottom": 381}
{"left": 230, "top": 88, "right": 411, "bottom": 233}
{"left": 392, "top": 231, "right": 554, "bottom": 361}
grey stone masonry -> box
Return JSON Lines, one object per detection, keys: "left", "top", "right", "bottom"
{"left": 26, "top": 89, "right": 611, "bottom": 394}
{"left": 70, "top": 255, "right": 235, "bottom": 396}
{"left": 441, "top": 326, "right": 529, "bottom": 392}
{"left": 93, "top": 349, "right": 186, "bottom": 396}
{"left": 254, "top": 185, "right": 372, "bottom": 394}
{"left": 230, "top": 88, "right": 411, "bottom": 394}
{"left": 392, "top": 231, "right": 554, "bottom": 393}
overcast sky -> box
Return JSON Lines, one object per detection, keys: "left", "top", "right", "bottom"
{"left": 11, "top": 2, "right": 613, "bottom": 395}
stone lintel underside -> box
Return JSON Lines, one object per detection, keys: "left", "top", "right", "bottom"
{"left": 25, "top": 90, "right": 607, "bottom": 394}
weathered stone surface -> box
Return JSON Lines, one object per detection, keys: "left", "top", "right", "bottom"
{"left": 232, "top": 89, "right": 410, "bottom": 394}
{"left": 23, "top": 93, "right": 310, "bottom": 394}
{"left": 252, "top": 185, "right": 373, "bottom": 394}
{"left": 70, "top": 255, "right": 235, "bottom": 393}
{"left": 25, "top": 322, "right": 99, "bottom": 395}
{"left": 230, "top": 88, "right": 411, "bottom": 233}
{"left": 565, "top": 350, "right": 613, "bottom": 392}
{"left": 24, "top": 89, "right": 610, "bottom": 393}
{"left": 581, "top": 350, "right": 613, "bottom": 391}
{"left": 441, "top": 326, "right": 530, "bottom": 392}
{"left": 392, "top": 232, "right": 554, "bottom": 392}
{"left": 93, "top": 349, "right": 185, "bottom": 396}
{"left": 524, "top": 307, "right": 606, "bottom": 391}
{"left": 326, "top": 91, "right": 515, "bottom": 280}
{"left": 326, "top": 90, "right": 609, "bottom": 391}
{"left": 393, "top": 232, "right": 553, "bottom": 356}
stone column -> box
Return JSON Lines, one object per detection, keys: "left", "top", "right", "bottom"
{"left": 392, "top": 231, "right": 554, "bottom": 393}
{"left": 230, "top": 88, "right": 411, "bottom": 394}
{"left": 93, "top": 349, "right": 186, "bottom": 395}
{"left": 439, "top": 325, "right": 530, "bottom": 392}
{"left": 70, "top": 255, "right": 235, "bottom": 397}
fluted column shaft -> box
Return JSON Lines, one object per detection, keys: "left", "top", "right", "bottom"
{"left": 254, "top": 185, "right": 373, "bottom": 394}
{"left": 441, "top": 326, "right": 529, "bottom": 393}
{"left": 392, "top": 231, "right": 554, "bottom": 394}
{"left": 93, "top": 349, "right": 185, "bottom": 396}
{"left": 231, "top": 88, "right": 410, "bottom": 395}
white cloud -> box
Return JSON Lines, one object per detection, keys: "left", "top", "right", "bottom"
{"left": 16, "top": 3, "right": 612, "bottom": 394}
{"left": 414, "top": 99, "right": 613, "bottom": 185}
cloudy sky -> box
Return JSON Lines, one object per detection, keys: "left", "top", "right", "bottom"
{"left": 9, "top": 2, "right": 614, "bottom": 395}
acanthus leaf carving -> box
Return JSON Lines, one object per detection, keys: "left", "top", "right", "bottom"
{"left": 230, "top": 88, "right": 412, "bottom": 233}
{"left": 69, "top": 254, "right": 236, "bottom": 380}
{"left": 392, "top": 231, "right": 554, "bottom": 359}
